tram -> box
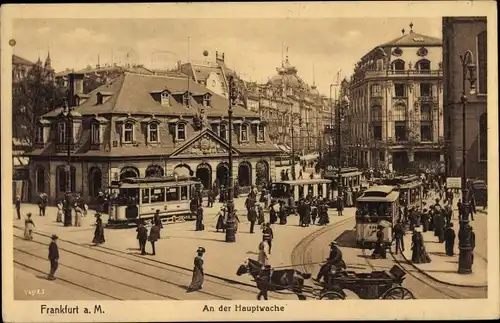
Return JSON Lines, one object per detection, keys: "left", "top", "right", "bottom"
{"left": 107, "top": 175, "right": 200, "bottom": 228}
{"left": 323, "top": 167, "right": 363, "bottom": 196}
{"left": 382, "top": 175, "right": 423, "bottom": 210}
{"left": 270, "top": 178, "right": 332, "bottom": 210}
{"left": 355, "top": 185, "right": 400, "bottom": 249}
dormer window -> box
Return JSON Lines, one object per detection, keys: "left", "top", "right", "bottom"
{"left": 148, "top": 123, "right": 159, "bottom": 143}
{"left": 219, "top": 124, "right": 227, "bottom": 140}
{"left": 240, "top": 124, "right": 249, "bottom": 142}
{"left": 257, "top": 124, "right": 265, "bottom": 142}
{"left": 97, "top": 93, "right": 103, "bottom": 105}
{"left": 35, "top": 125, "right": 44, "bottom": 144}
{"left": 91, "top": 122, "right": 100, "bottom": 145}
{"left": 183, "top": 93, "right": 190, "bottom": 107}
{"left": 203, "top": 94, "right": 211, "bottom": 107}
{"left": 176, "top": 123, "right": 186, "bottom": 141}
{"left": 123, "top": 122, "right": 134, "bottom": 143}
{"left": 58, "top": 122, "right": 67, "bottom": 144}
{"left": 161, "top": 92, "right": 169, "bottom": 106}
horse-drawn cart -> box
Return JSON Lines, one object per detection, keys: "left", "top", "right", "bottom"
{"left": 313, "top": 265, "right": 415, "bottom": 300}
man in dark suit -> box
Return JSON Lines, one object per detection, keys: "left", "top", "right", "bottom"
{"left": 148, "top": 225, "right": 160, "bottom": 256}
{"left": 247, "top": 204, "right": 257, "bottom": 234}
{"left": 393, "top": 221, "right": 405, "bottom": 254}
{"left": 153, "top": 210, "right": 163, "bottom": 238}
{"left": 48, "top": 235, "right": 59, "bottom": 280}
{"left": 136, "top": 223, "right": 148, "bottom": 255}
{"left": 15, "top": 195, "right": 21, "bottom": 220}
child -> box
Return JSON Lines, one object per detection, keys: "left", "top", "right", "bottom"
{"left": 24, "top": 213, "right": 35, "bottom": 240}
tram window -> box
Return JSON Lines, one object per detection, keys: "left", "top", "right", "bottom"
{"left": 166, "top": 187, "right": 180, "bottom": 201}
{"left": 181, "top": 186, "right": 188, "bottom": 200}
{"left": 150, "top": 188, "right": 166, "bottom": 203}
{"left": 142, "top": 188, "right": 150, "bottom": 204}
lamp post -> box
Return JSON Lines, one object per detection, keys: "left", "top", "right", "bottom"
{"left": 61, "top": 99, "right": 73, "bottom": 227}
{"left": 458, "top": 50, "right": 476, "bottom": 274}
{"left": 225, "top": 76, "right": 237, "bottom": 243}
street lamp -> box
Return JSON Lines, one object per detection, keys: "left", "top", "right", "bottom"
{"left": 225, "top": 76, "right": 238, "bottom": 243}
{"left": 61, "top": 99, "right": 73, "bottom": 227}
{"left": 458, "top": 50, "right": 476, "bottom": 274}
{"left": 337, "top": 96, "right": 349, "bottom": 196}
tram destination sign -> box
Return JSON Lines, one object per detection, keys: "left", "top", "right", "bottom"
{"left": 446, "top": 177, "right": 462, "bottom": 189}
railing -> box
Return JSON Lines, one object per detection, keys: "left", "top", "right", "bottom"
{"left": 352, "top": 69, "right": 442, "bottom": 85}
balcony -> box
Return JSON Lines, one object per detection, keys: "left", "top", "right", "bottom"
{"left": 55, "top": 142, "right": 77, "bottom": 153}
{"left": 353, "top": 69, "right": 442, "bottom": 85}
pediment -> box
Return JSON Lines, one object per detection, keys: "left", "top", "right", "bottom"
{"left": 170, "top": 130, "right": 240, "bottom": 158}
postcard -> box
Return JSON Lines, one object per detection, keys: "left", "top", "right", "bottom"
{"left": 1, "top": 1, "right": 499, "bottom": 322}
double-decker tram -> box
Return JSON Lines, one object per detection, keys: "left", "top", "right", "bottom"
{"left": 270, "top": 178, "right": 332, "bottom": 211}
{"left": 355, "top": 185, "right": 400, "bottom": 249}
{"left": 382, "top": 175, "right": 423, "bottom": 210}
{"left": 107, "top": 176, "right": 200, "bottom": 228}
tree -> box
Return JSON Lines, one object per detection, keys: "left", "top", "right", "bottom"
{"left": 12, "top": 64, "right": 66, "bottom": 143}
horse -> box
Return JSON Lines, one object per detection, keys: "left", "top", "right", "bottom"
{"left": 236, "top": 258, "right": 311, "bottom": 300}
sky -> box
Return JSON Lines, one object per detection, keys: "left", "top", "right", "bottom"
{"left": 13, "top": 17, "right": 441, "bottom": 95}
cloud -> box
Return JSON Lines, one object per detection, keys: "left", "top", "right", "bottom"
{"left": 36, "top": 26, "right": 51, "bottom": 35}
{"left": 60, "top": 28, "right": 109, "bottom": 44}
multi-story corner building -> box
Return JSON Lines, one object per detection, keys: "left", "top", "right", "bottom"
{"left": 244, "top": 55, "right": 327, "bottom": 157}
{"left": 27, "top": 72, "right": 280, "bottom": 204}
{"left": 442, "top": 17, "right": 488, "bottom": 181}
{"left": 349, "top": 24, "right": 445, "bottom": 172}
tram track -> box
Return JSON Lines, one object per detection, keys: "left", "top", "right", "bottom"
{"left": 12, "top": 227, "right": 288, "bottom": 300}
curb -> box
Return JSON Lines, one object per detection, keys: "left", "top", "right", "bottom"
{"left": 391, "top": 249, "right": 487, "bottom": 289}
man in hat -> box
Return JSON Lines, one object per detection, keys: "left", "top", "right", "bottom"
{"left": 136, "top": 222, "right": 148, "bottom": 255}
{"left": 247, "top": 202, "right": 258, "bottom": 234}
{"left": 256, "top": 264, "right": 273, "bottom": 300}
{"left": 393, "top": 220, "right": 405, "bottom": 254}
{"left": 262, "top": 223, "right": 274, "bottom": 254}
{"left": 372, "top": 225, "right": 387, "bottom": 259}
{"left": 47, "top": 234, "right": 59, "bottom": 280}
{"left": 148, "top": 224, "right": 160, "bottom": 255}
{"left": 15, "top": 195, "right": 21, "bottom": 220}
{"left": 153, "top": 210, "right": 163, "bottom": 238}
{"left": 187, "top": 247, "right": 205, "bottom": 292}
{"left": 315, "top": 241, "right": 343, "bottom": 283}
{"left": 444, "top": 222, "right": 456, "bottom": 256}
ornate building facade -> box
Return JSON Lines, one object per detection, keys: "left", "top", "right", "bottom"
{"left": 28, "top": 72, "right": 280, "bottom": 204}
{"left": 244, "top": 55, "right": 329, "bottom": 158}
{"left": 348, "top": 24, "right": 445, "bottom": 172}
{"left": 442, "top": 17, "right": 487, "bottom": 180}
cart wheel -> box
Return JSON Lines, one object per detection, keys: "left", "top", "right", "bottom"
{"left": 381, "top": 287, "right": 415, "bottom": 300}
{"left": 320, "top": 291, "right": 345, "bottom": 300}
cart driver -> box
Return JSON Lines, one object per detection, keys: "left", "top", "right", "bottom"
{"left": 314, "top": 241, "right": 344, "bottom": 283}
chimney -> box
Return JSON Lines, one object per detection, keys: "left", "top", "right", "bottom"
{"left": 68, "top": 73, "right": 85, "bottom": 106}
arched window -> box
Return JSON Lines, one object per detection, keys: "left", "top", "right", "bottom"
{"left": 58, "top": 122, "right": 67, "bottom": 144}
{"left": 416, "top": 59, "right": 431, "bottom": 73}
{"left": 123, "top": 122, "right": 134, "bottom": 143}
{"left": 203, "top": 94, "right": 211, "bottom": 107}
{"left": 477, "top": 30, "right": 487, "bottom": 94}
{"left": 392, "top": 60, "right": 405, "bottom": 73}
{"left": 479, "top": 113, "right": 487, "bottom": 161}
{"left": 148, "top": 123, "right": 159, "bottom": 143}
{"left": 393, "top": 103, "right": 407, "bottom": 121}
{"left": 176, "top": 123, "right": 186, "bottom": 140}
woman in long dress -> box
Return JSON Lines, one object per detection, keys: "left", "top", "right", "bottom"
{"left": 257, "top": 241, "right": 269, "bottom": 266}
{"left": 92, "top": 214, "right": 105, "bottom": 245}
{"left": 411, "top": 227, "right": 431, "bottom": 264}
{"left": 215, "top": 207, "right": 226, "bottom": 232}
{"left": 24, "top": 213, "right": 35, "bottom": 240}
{"left": 187, "top": 247, "right": 205, "bottom": 292}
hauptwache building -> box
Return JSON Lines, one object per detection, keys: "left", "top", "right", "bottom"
{"left": 28, "top": 72, "right": 281, "bottom": 204}
{"left": 348, "top": 24, "right": 445, "bottom": 172}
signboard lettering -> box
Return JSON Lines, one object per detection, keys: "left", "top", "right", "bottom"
{"left": 446, "top": 177, "right": 462, "bottom": 189}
